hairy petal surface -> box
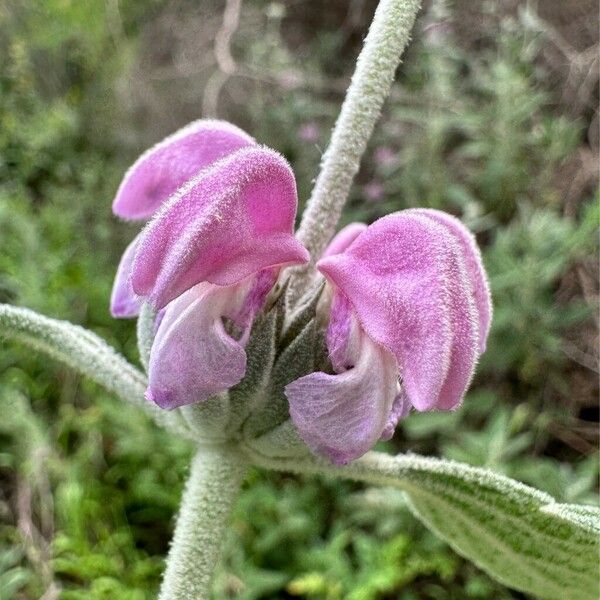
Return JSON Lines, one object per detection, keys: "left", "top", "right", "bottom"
{"left": 413, "top": 208, "right": 492, "bottom": 351}
{"left": 323, "top": 222, "right": 368, "bottom": 257}
{"left": 132, "top": 146, "right": 309, "bottom": 309}
{"left": 286, "top": 326, "right": 398, "bottom": 465}
{"left": 110, "top": 236, "right": 142, "bottom": 318}
{"left": 380, "top": 390, "right": 411, "bottom": 441}
{"left": 325, "top": 292, "right": 354, "bottom": 372}
{"left": 429, "top": 225, "right": 479, "bottom": 410}
{"left": 112, "top": 120, "right": 255, "bottom": 220}
{"left": 146, "top": 271, "right": 275, "bottom": 410}
{"left": 317, "top": 211, "right": 482, "bottom": 412}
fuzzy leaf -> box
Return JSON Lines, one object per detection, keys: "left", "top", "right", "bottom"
{"left": 280, "top": 280, "right": 325, "bottom": 350}
{"left": 0, "top": 304, "right": 187, "bottom": 436}
{"left": 247, "top": 450, "right": 600, "bottom": 599}
{"left": 539, "top": 502, "right": 600, "bottom": 535}
{"left": 248, "top": 419, "right": 312, "bottom": 460}
{"left": 179, "top": 393, "right": 232, "bottom": 443}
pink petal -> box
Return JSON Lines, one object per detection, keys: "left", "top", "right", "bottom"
{"left": 112, "top": 120, "right": 255, "bottom": 221}
{"left": 415, "top": 215, "right": 479, "bottom": 410}
{"left": 147, "top": 270, "right": 276, "bottom": 409}
{"left": 379, "top": 390, "right": 411, "bottom": 441}
{"left": 325, "top": 292, "right": 354, "bottom": 372}
{"left": 146, "top": 272, "right": 270, "bottom": 410}
{"left": 234, "top": 268, "right": 279, "bottom": 337}
{"left": 286, "top": 330, "right": 398, "bottom": 464}
{"left": 110, "top": 236, "right": 142, "bottom": 318}
{"left": 323, "top": 222, "right": 368, "bottom": 257}
{"left": 412, "top": 209, "right": 492, "bottom": 352}
{"left": 317, "top": 211, "right": 481, "bottom": 412}
{"left": 131, "top": 146, "right": 309, "bottom": 309}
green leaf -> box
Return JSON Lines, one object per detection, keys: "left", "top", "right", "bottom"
{"left": 540, "top": 503, "right": 600, "bottom": 535}
{"left": 400, "top": 464, "right": 598, "bottom": 600}
{"left": 279, "top": 280, "right": 324, "bottom": 350}
{"left": 227, "top": 307, "right": 279, "bottom": 435}
{"left": 0, "top": 303, "right": 186, "bottom": 436}
{"left": 248, "top": 450, "right": 600, "bottom": 599}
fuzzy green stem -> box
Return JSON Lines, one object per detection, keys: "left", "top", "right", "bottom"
{"left": 158, "top": 446, "right": 247, "bottom": 600}
{"left": 296, "top": 0, "right": 421, "bottom": 263}
{"left": 136, "top": 302, "right": 155, "bottom": 372}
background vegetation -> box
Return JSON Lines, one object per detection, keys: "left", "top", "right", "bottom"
{"left": 0, "top": 0, "right": 598, "bottom": 598}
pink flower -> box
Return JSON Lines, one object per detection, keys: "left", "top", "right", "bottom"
{"left": 322, "top": 222, "right": 367, "bottom": 258}
{"left": 110, "top": 119, "right": 491, "bottom": 462}
{"left": 363, "top": 180, "right": 385, "bottom": 202}
{"left": 110, "top": 120, "right": 309, "bottom": 409}
{"left": 110, "top": 237, "right": 143, "bottom": 318}
{"left": 112, "top": 120, "right": 255, "bottom": 221}
{"left": 285, "top": 210, "right": 492, "bottom": 464}
{"left": 298, "top": 122, "right": 320, "bottom": 143}
{"left": 423, "top": 20, "right": 453, "bottom": 46}
{"left": 110, "top": 120, "right": 256, "bottom": 318}
{"left": 374, "top": 146, "right": 396, "bottom": 168}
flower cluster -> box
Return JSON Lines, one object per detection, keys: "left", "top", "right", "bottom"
{"left": 111, "top": 120, "right": 491, "bottom": 464}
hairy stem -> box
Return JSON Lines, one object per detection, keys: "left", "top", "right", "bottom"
{"left": 295, "top": 0, "right": 421, "bottom": 266}
{"left": 136, "top": 302, "right": 156, "bottom": 372}
{"left": 158, "top": 446, "right": 247, "bottom": 600}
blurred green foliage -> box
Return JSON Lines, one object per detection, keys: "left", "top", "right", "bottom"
{"left": 0, "top": 1, "right": 597, "bottom": 598}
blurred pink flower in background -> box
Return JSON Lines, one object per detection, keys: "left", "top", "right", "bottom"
{"left": 374, "top": 146, "right": 397, "bottom": 168}
{"left": 298, "top": 122, "right": 320, "bottom": 143}
{"left": 423, "top": 20, "right": 453, "bottom": 45}
{"left": 363, "top": 180, "right": 385, "bottom": 202}
{"left": 280, "top": 69, "right": 303, "bottom": 90}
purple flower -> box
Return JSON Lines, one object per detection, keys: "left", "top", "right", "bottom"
{"left": 113, "top": 120, "right": 255, "bottom": 221}
{"left": 110, "top": 237, "right": 143, "bottom": 318}
{"left": 322, "top": 223, "right": 367, "bottom": 258}
{"left": 285, "top": 209, "right": 492, "bottom": 464}
{"left": 110, "top": 120, "right": 492, "bottom": 463}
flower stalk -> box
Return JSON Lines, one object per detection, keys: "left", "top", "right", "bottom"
{"left": 295, "top": 0, "right": 421, "bottom": 268}
{"left": 158, "top": 446, "right": 247, "bottom": 600}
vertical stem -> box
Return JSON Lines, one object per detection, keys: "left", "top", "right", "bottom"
{"left": 159, "top": 446, "right": 247, "bottom": 600}
{"left": 296, "top": 0, "right": 421, "bottom": 262}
